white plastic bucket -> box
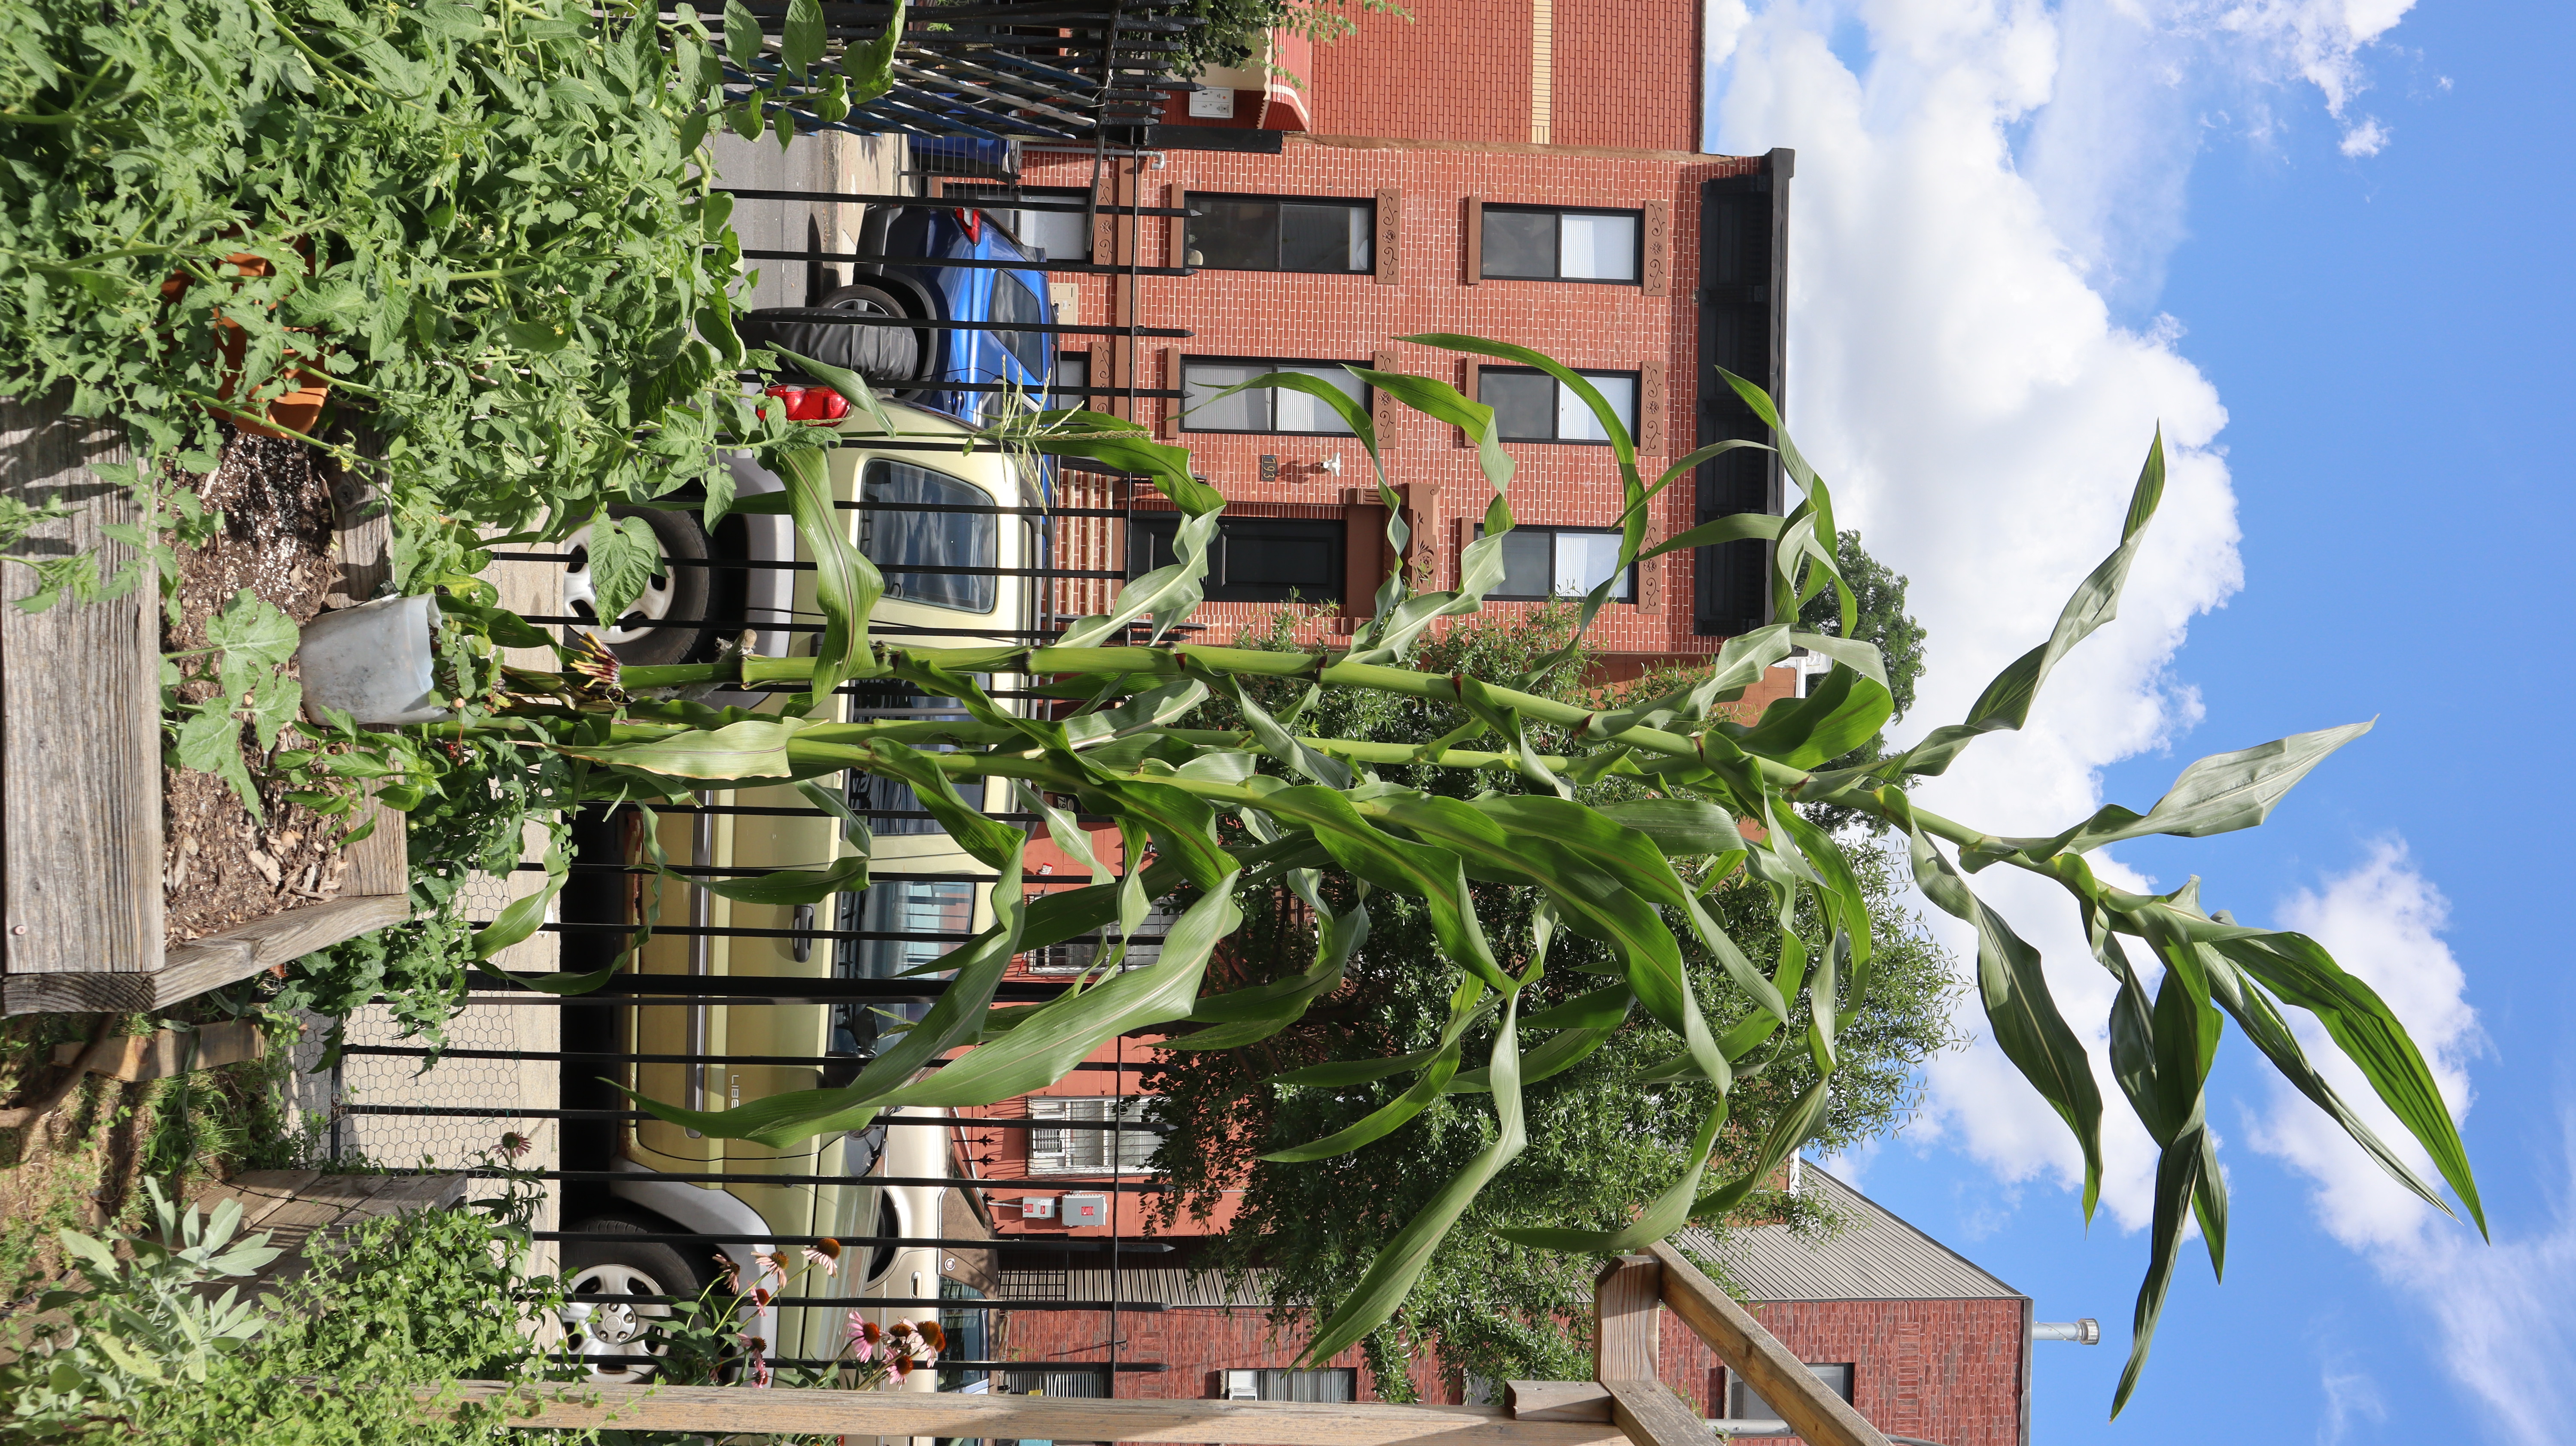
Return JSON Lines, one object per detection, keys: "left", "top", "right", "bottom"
{"left": 295, "top": 593, "right": 451, "bottom": 724}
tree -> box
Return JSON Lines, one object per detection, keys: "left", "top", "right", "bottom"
{"left": 444, "top": 339, "right": 2483, "bottom": 1415}
{"left": 1146, "top": 606, "right": 1964, "bottom": 1393}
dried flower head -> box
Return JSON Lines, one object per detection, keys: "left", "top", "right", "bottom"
{"left": 920, "top": 1321, "right": 948, "bottom": 1352}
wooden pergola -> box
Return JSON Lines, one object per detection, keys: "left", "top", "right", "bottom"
{"left": 431, "top": 1242, "right": 1892, "bottom": 1446}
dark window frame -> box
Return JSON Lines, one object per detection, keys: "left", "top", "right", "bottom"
{"left": 1474, "top": 524, "right": 1637, "bottom": 605}
{"left": 1722, "top": 1363, "right": 1856, "bottom": 1422}
{"left": 1479, "top": 204, "right": 1646, "bottom": 284}
{"left": 1184, "top": 191, "right": 1376, "bottom": 274}
{"left": 1180, "top": 355, "right": 1374, "bottom": 437}
{"left": 1129, "top": 512, "right": 1346, "bottom": 604}
{"left": 1477, "top": 365, "right": 1640, "bottom": 446}
{"left": 948, "top": 183, "right": 1096, "bottom": 262}
{"left": 854, "top": 458, "right": 1002, "bottom": 613}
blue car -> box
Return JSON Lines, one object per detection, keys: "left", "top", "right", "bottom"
{"left": 735, "top": 203, "right": 1055, "bottom": 435}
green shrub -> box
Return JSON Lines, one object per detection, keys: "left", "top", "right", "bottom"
{"left": 0, "top": 1179, "right": 573, "bottom": 1445}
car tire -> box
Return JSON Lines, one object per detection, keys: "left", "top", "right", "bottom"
{"left": 562, "top": 1215, "right": 712, "bottom": 1384}
{"left": 562, "top": 504, "right": 727, "bottom": 668}
{"left": 736, "top": 280, "right": 924, "bottom": 386}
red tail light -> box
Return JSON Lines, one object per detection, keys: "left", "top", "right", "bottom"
{"left": 762, "top": 385, "right": 851, "bottom": 423}
{"left": 957, "top": 207, "right": 982, "bottom": 243}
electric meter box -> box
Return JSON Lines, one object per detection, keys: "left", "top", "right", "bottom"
{"left": 1063, "top": 1192, "right": 1110, "bottom": 1227}
{"left": 1020, "top": 1196, "right": 1057, "bottom": 1220}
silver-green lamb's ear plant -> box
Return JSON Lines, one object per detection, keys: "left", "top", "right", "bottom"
{"left": 468, "top": 338, "right": 2479, "bottom": 1415}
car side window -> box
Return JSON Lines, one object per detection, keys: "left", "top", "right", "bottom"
{"left": 858, "top": 460, "right": 999, "bottom": 613}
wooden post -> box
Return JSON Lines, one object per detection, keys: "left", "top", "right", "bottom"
{"left": 1592, "top": 1254, "right": 1662, "bottom": 1382}
{"left": 420, "top": 1383, "right": 1633, "bottom": 1444}
{"left": 1646, "top": 1240, "right": 1889, "bottom": 1446}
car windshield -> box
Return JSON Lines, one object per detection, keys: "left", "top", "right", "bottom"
{"left": 992, "top": 273, "right": 1051, "bottom": 379}
{"left": 857, "top": 460, "right": 998, "bottom": 612}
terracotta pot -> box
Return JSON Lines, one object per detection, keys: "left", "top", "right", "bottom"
{"left": 162, "top": 244, "right": 334, "bottom": 439}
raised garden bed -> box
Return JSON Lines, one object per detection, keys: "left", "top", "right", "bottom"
{"left": 0, "top": 395, "right": 409, "bottom": 1015}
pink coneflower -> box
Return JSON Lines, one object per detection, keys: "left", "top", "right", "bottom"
{"left": 844, "top": 1312, "right": 877, "bottom": 1363}
{"left": 804, "top": 1241, "right": 841, "bottom": 1278}
{"left": 498, "top": 1132, "right": 532, "bottom": 1160}
{"left": 893, "top": 1354, "right": 916, "bottom": 1379}
{"left": 919, "top": 1321, "right": 948, "bottom": 1353}
{"left": 751, "top": 1287, "right": 775, "bottom": 1307}
{"left": 861, "top": 1320, "right": 883, "bottom": 1344}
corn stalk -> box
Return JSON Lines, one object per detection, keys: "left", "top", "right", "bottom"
{"left": 473, "top": 337, "right": 2479, "bottom": 1414}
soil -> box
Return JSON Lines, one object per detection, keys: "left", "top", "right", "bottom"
{"left": 161, "top": 430, "right": 350, "bottom": 945}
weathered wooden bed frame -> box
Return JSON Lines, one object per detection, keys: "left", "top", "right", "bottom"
{"left": 426, "top": 1242, "right": 1892, "bottom": 1446}
{"left": 1, "top": 396, "right": 409, "bottom": 1015}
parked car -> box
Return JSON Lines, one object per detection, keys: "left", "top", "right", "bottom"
{"left": 731, "top": 202, "right": 1056, "bottom": 436}
{"left": 557, "top": 401, "right": 1043, "bottom": 1382}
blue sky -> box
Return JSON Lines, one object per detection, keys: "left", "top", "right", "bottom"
{"left": 1706, "top": 3, "right": 2575, "bottom": 1440}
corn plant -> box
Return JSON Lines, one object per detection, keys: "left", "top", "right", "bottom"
{"left": 458, "top": 338, "right": 2480, "bottom": 1413}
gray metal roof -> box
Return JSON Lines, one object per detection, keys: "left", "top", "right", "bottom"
{"left": 996, "top": 1266, "right": 1276, "bottom": 1308}
{"left": 1675, "top": 1167, "right": 2025, "bottom": 1302}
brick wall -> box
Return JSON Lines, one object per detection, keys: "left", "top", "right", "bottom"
{"left": 994, "top": 1295, "right": 2028, "bottom": 1446}
{"left": 1295, "top": 0, "right": 1700, "bottom": 150}
{"left": 1026, "top": 137, "right": 1771, "bottom": 670}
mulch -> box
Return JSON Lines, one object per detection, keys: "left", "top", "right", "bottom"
{"left": 160, "top": 429, "right": 352, "bottom": 946}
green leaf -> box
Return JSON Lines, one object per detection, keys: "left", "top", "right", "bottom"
{"left": 1260, "top": 786, "right": 1510, "bottom": 990}
{"left": 690, "top": 854, "right": 869, "bottom": 905}
{"left": 621, "top": 837, "right": 1028, "bottom": 1144}
{"left": 1299, "top": 992, "right": 1525, "bottom": 1367}
{"left": 2113, "top": 1123, "right": 2208, "bottom": 1417}
{"left": 1499, "top": 1098, "right": 1728, "bottom": 1250}
{"left": 207, "top": 588, "right": 297, "bottom": 699}
{"left": 557, "top": 719, "right": 810, "bottom": 781}
{"left": 774, "top": 444, "right": 881, "bottom": 707}
{"left": 879, "top": 875, "right": 1241, "bottom": 1108}
{"left": 1896, "top": 791, "right": 2106, "bottom": 1222}
{"left": 1733, "top": 666, "right": 1895, "bottom": 770}
{"left": 780, "top": 0, "right": 823, "bottom": 72}
{"left": 722, "top": 0, "right": 761, "bottom": 65}
{"left": 2020, "top": 722, "right": 2374, "bottom": 860}
{"left": 860, "top": 740, "right": 1025, "bottom": 870}
{"left": 841, "top": 0, "right": 905, "bottom": 103}
{"left": 586, "top": 513, "right": 662, "bottom": 622}
{"left": 175, "top": 707, "right": 261, "bottom": 822}
{"left": 1263, "top": 978, "right": 1488, "bottom": 1162}
{"left": 1895, "top": 431, "right": 2167, "bottom": 778}
{"left": 2211, "top": 929, "right": 2485, "bottom": 1236}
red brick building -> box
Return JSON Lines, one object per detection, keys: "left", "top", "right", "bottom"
{"left": 997, "top": 0, "right": 1796, "bottom": 677}
{"left": 961, "top": 1167, "right": 2051, "bottom": 1446}
{"left": 914, "top": 14, "right": 2085, "bottom": 1444}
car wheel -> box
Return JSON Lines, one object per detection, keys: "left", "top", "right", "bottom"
{"left": 562, "top": 1215, "right": 710, "bottom": 1384}
{"left": 562, "top": 504, "right": 717, "bottom": 667}
{"left": 817, "top": 280, "right": 928, "bottom": 387}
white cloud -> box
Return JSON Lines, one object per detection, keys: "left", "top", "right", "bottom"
{"left": 2249, "top": 839, "right": 2481, "bottom": 1249}
{"left": 2337, "top": 115, "right": 2389, "bottom": 156}
{"left": 1708, "top": 2, "right": 2240, "bottom": 1231}
{"left": 1702, "top": 0, "right": 2425, "bottom": 1235}
{"left": 2380, "top": 1122, "right": 2576, "bottom": 1446}
{"left": 2318, "top": 1355, "right": 2388, "bottom": 1446}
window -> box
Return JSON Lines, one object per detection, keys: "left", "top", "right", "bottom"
{"left": 1476, "top": 526, "right": 1633, "bottom": 603}
{"left": 859, "top": 460, "right": 999, "bottom": 612}
{"left": 1057, "top": 350, "right": 1091, "bottom": 404}
{"left": 1129, "top": 515, "right": 1344, "bottom": 604}
{"left": 938, "top": 1280, "right": 991, "bottom": 1391}
{"left": 830, "top": 878, "right": 975, "bottom": 1056}
{"left": 991, "top": 272, "right": 1053, "bottom": 379}
{"left": 953, "top": 185, "right": 1094, "bottom": 262}
{"left": 1477, "top": 366, "right": 1637, "bottom": 444}
{"left": 1222, "top": 1369, "right": 1359, "bottom": 1403}
{"left": 1186, "top": 195, "right": 1373, "bottom": 273}
{"left": 1724, "top": 1363, "right": 1855, "bottom": 1421}
{"left": 1481, "top": 206, "right": 1641, "bottom": 282}
{"left": 1027, "top": 1097, "right": 1157, "bottom": 1173}
{"left": 844, "top": 677, "right": 985, "bottom": 835}
{"left": 1182, "top": 359, "right": 1366, "bottom": 435}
